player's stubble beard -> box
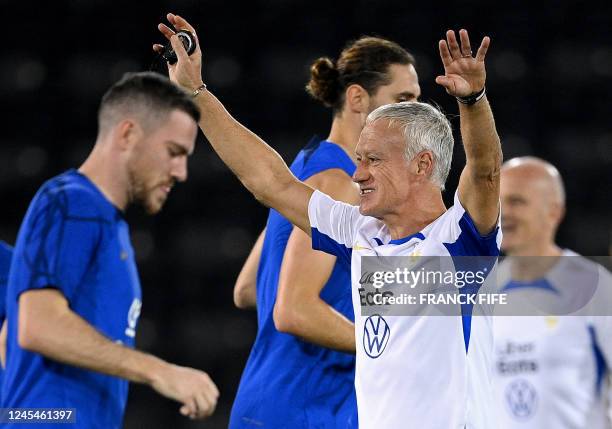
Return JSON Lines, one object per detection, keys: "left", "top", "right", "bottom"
{"left": 127, "top": 162, "right": 166, "bottom": 215}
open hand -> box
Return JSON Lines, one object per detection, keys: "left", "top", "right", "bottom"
{"left": 153, "top": 13, "right": 205, "bottom": 92}
{"left": 435, "top": 29, "right": 490, "bottom": 98}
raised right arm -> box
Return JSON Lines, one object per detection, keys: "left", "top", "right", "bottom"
{"left": 155, "top": 14, "right": 313, "bottom": 234}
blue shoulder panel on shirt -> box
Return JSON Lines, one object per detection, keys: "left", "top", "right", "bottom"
{"left": 311, "top": 227, "right": 352, "bottom": 267}
{"left": 444, "top": 212, "right": 500, "bottom": 258}
{"left": 443, "top": 211, "right": 500, "bottom": 354}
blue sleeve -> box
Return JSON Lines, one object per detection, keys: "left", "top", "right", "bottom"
{"left": 15, "top": 188, "right": 103, "bottom": 302}
{"left": 311, "top": 227, "right": 352, "bottom": 267}
{"left": 0, "top": 242, "right": 12, "bottom": 322}
{"left": 443, "top": 191, "right": 501, "bottom": 258}
{"left": 445, "top": 212, "right": 501, "bottom": 257}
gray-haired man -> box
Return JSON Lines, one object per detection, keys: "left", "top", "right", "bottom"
{"left": 155, "top": 13, "right": 502, "bottom": 429}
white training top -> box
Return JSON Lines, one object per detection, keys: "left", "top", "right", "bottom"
{"left": 492, "top": 250, "right": 612, "bottom": 429}
{"left": 308, "top": 190, "right": 502, "bottom": 429}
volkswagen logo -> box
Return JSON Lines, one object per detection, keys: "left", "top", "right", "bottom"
{"left": 505, "top": 378, "right": 537, "bottom": 420}
{"left": 363, "top": 315, "right": 390, "bottom": 358}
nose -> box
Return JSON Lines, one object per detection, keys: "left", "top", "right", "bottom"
{"left": 500, "top": 200, "right": 514, "bottom": 218}
{"left": 352, "top": 162, "right": 368, "bottom": 184}
{"left": 172, "top": 157, "right": 188, "bottom": 183}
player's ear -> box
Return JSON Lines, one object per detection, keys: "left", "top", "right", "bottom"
{"left": 345, "top": 84, "right": 370, "bottom": 114}
{"left": 415, "top": 150, "right": 434, "bottom": 178}
{"left": 550, "top": 201, "right": 565, "bottom": 228}
{"left": 114, "top": 119, "right": 144, "bottom": 151}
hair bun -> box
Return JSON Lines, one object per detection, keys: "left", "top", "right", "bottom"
{"left": 306, "top": 57, "right": 341, "bottom": 108}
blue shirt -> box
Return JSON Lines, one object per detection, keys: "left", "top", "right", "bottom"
{"left": 229, "top": 138, "right": 357, "bottom": 429}
{"left": 1, "top": 170, "right": 142, "bottom": 429}
{"left": 0, "top": 241, "right": 13, "bottom": 387}
{"left": 0, "top": 241, "right": 12, "bottom": 325}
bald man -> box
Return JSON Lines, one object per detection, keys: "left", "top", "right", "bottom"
{"left": 491, "top": 157, "right": 612, "bottom": 428}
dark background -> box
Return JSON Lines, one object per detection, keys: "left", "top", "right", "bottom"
{"left": 1, "top": 0, "right": 610, "bottom": 427}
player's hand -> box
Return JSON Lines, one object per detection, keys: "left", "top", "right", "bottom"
{"left": 153, "top": 13, "right": 205, "bottom": 93}
{"left": 150, "top": 363, "right": 219, "bottom": 419}
{"left": 435, "top": 29, "right": 489, "bottom": 98}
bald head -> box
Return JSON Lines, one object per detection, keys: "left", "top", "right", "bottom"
{"left": 500, "top": 157, "right": 566, "bottom": 255}
{"left": 502, "top": 157, "right": 565, "bottom": 207}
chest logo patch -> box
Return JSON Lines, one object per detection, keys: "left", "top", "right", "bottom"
{"left": 363, "top": 314, "right": 390, "bottom": 359}
{"left": 125, "top": 298, "right": 142, "bottom": 338}
{"left": 505, "top": 378, "right": 537, "bottom": 420}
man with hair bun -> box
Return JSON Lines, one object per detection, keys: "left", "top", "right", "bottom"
{"left": 231, "top": 35, "right": 419, "bottom": 428}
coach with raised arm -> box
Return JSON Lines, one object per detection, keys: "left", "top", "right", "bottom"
{"left": 155, "top": 13, "right": 502, "bottom": 428}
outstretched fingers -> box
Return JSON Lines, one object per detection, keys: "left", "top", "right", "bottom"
{"left": 446, "top": 30, "right": 462, "bottom": 59}
{"left": 438, "top": 39, "right": 453, "bottom": 68}
{"left": 169, "top": 13, "right": 200, "bottom": 45}
{"left": 435, "top": 75, "right": 456, "bottom": 93}
{"left": 158, "top": 22, "right": 175, "bottom": 40}
{"left": 459, "top": 29, "right": 472, "bottom": 57}
{"left": 476, "top": 36, "right": 490, "bottom": 62}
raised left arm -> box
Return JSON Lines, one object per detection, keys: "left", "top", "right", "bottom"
{"left": 436, "top": 29, "right": 502, "bottom": 235}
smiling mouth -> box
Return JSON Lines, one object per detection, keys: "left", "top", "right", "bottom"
{"left": 157, "top": 184, "right": 173, "bottom": 196}
{"left": 360, "top": 188, "right": 374, "bottom": 196}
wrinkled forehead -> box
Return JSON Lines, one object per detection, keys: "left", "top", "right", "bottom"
{"left": 356, "top": 118, "right": 405, "bottom": 155}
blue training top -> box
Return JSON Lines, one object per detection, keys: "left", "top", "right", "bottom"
{"left": 1, "top": 170, "right": 142, "bottom": 429}
{"left": 229, "top": 138, "right": 358, "bottom": 429}
{"left": 0, "top": 241, "right": 12, "bottom": 326}
{"left": 0, "top": 240, "right": 13, "bottom": 387}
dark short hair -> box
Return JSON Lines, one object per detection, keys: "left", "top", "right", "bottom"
{"left": 306, "top": 37, "right": 416, "bottom": 113}
{"left": 98, "top": 71, "right": 200, "bottom": 134}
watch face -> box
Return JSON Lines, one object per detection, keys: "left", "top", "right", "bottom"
{"left": 177, "top": 31, "right": 195, "bottom": 54}
{"left": 162, "top": 31, "right": 196, "bottom": 65}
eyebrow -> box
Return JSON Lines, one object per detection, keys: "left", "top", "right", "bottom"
{"left": 167, "top": 141, "right": 192, "bottom": 156}
{"left": 397, "top": 91, "right": 418, "bottom": 100}
{"left": 355, "top": 149, "right": 385, "bottom": 158}
{"left": 506, "top": 195, "right": 528, "bottom": 203}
